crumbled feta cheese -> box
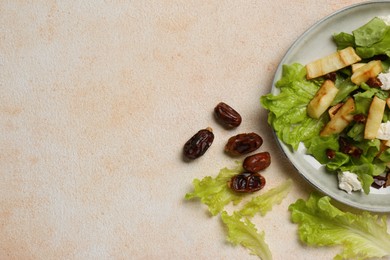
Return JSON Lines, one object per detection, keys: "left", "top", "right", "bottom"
{"left": 338, "top": 171, "right": 362, "bottom": 194}
{"left": 378, "top": 15, "right": 390, "bottom": 26}
{"left": 377, "top": 121, "right": 390, "bottom": 140}
{"left": 378, "top": 72, "right": 390, "bottom": 91}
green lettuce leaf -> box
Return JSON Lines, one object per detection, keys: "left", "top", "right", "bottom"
{"left": 333, "top": 32, "right": 355, "bottom": 50}
{"left": 184, "top": 163, "right": 244, "bottom": 216}
{"left": 289, "top": 193, "right": 390, "bottom": 260}
{"left": 306, "top": 135, "right": 339, "bottom": 164}
{"left": 354, "top": 17, "right": 390, "bottom": 58}
{"left": 353, "top": 17, "right": 388, "bottom": 47}
{"left": 333, "top": 17, "right": 390, "bottom": 58}
{"left": 261, "top": 63, "right": 326, "bottom": 150}
{"left": 221, "top": 211, "right": 272, "bottom": 260}
{"left": 325, "top": 152, "right": 349, "bottom": 171}
{"left": 237, "top": 179, "right": 292, "bottom": 217}
{"left": 331, "top": 79, "right": 358, "bottom": 105}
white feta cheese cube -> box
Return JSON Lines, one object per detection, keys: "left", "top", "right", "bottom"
{"left": 338, "top": 171, "right": 362, "bottom": 194}
{"left": 377, "top": 121, "right": 390, "bottom": 140}
{"left": 378, "top": 72, "right": 390, "bottom": 91}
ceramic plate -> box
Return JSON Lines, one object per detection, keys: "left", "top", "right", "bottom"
{"left": 271, "top": 1, "right": 390, "bottom": 212}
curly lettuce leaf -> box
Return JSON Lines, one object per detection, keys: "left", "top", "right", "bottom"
{"left": 184, "top": 163, "right": 244, "bottom": 216}
{"left": 237, "top": 179, "right": 292, "bottom": 217}
{"left": 333, "top": 32, "right": 355, "bottom": 50}
{"left": 305, "top": 134, "right": 382, "bottom": 194}
{"left": 289, "top": 193, "right": 390, "bottom": 260}
{"left": 334, "top": 17, "right": 390, "bottom": 58}
{"left": 261, "top": 63, "right": 327, "bottom": 150}
{"left": 353, "top": 17, "right": 389, "bottom": 47}
{"left": 221, "top": 211, "right": 272, "bottom": 260}
{"left": 306, "top": 135, "right": 339, "bottom": 164}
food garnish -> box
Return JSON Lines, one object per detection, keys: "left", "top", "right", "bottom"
{"left": 185, "top": 163, "right": 245, "bottom": 216}
{"left": 238, "top": 179, "right": 292, "bottom": 217}
{"left": 289, "top": 193, "right": 390, "bottom": 259}
{"left": 221, "top": 211, "right": 272, "bottom": 260}
{"left": 185, "top": 161, "right": 291, "bottom": 259}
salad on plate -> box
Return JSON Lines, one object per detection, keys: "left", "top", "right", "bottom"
{"left": 261, "top": 16, "right": 390, "bottom": 195}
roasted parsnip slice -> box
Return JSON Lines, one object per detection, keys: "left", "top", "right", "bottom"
{"left": 351, "top": 63, "right": 366, "bottom": 73}
{"left": 351, "top": 60, "right": 383, "bottom": 85}
{"left": 328, "top": 103, "right": 344, "bottom": 119}
{"left": 365, "top": 96, "right": 386, "bottom": 140}
{"left": 320, "top": 97, "right": 355, "bottom": 137}
{"left": 306, "top": 47, "right": 361, "bottom": 79}
{"left": 307, "top": 80, "right": 339, "bottom": 119}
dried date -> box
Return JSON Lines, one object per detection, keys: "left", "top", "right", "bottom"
{"left": 243, "top": 152, "right": 271, "bottom": 172}
{"left": 183, "top": 127, "right": 214, "bottom": 160}
{"left": 323, "top": 72, "right": 337, "bottom": 82}
{"left": 214, "top": 102, "right": 242, "bottom": 128}
{"left": 228, "top": 172, "right": 265, "bottom": 193}
{"left": 353, "top": 114, "right": 366, "bottom": 124}
{"left": 338, "top": 136, "right": 362, "bottom": 158}
{"left": 225, "top": 133, "right": 263, "bottom": 156}
{"left": 326, "top": 149, "right": 336, "bottom": 160}
{"left": 366, "top": 77, "right": 382, "bottom": 88}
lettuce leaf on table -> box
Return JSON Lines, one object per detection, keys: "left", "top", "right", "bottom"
{"left": 237, "top": 179, "right": 292, "bottom": 217}
{"left": 184, "top": 163, "right": 245, "bottom": 216}
{"left": 185, "top": 163, "right": 293, "bottom": 259}
{"left": 221, "top": 211, "right": 272, "bottom": 260}
{"left": 289, "top": 193, "right": 390, "bottom": 260}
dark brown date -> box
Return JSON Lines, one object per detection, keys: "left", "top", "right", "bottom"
{"left": 228, "top": 172, "right": 265, "bottom": 193}
{"left": 214, "top": 102, "right": 242, "bottom": 128}
{"left": 353, "top": 114, "right": 366, "bottom": 124}
{"left": 372, "top": 173, "right": 390, "bottom": 189}
{"left": 326, "top": 149, "right": 336, "bottom": 160}
{"left": 243, "top": 152, "right": 271, "bottom": 172}
{"left": 366, "top": 77, "right": 382, "bottom": 88}
{"left": 183, "top": 127, "right": 214, "bottom": 160}
{"left": 323, "top": 72, "right": 337, "bottom": 82}
{"left": 338, "top": 136, "right": 362, "bottom": 158}
{"left": 225, "top": 133, "right": 263, "bottom": 156}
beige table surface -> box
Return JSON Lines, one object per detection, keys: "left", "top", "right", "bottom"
{"left": 1, "top": 1, "right": 389, "bottom": 259}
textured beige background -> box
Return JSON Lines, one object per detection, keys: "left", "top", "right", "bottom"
{"left": 1, "top": 0, "right": 386, "bottom": 259}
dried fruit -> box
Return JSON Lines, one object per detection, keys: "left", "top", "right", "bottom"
{"left": 183, "top": 127, "right": 214, "bottom": 160}
{"left": 225, "top": 133, "right": 263, "bottom": 156}
{"left": 228, "top": 172, "right": 265, "bottom": 193}
{"left": 366, "top": 77, "right": 382, "bottom": 88}
{"left": 338, "top": 136, "right": 362, "bottom": 158}
{"left": 326, "top": 149, "right": 336, "bottom": 160}
{"left": 243, "top": 152, "right": 271, "bottom": 172}
{"left": 214, "top": 102, "right": 242, "bottom": 128}
{"left": 323, "top": 72, "right": 337, "bottom": 82}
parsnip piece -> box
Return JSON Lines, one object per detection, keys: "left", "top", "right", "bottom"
{"left": 351, "top": 60, "right": 383, "bottom": 85}
{"left": 365, "top": 96, "right": 386, "bottom": 140}
{"left": 386, "top": 97, "right": 390, "bottom": 109}
{"left": 307, "top": 80, "right": 339, "bottom": 119}
{"left": 351, "top": 63, "right": 366, "bottom": 73}
{"left": 306, "top": 47, "right": 361, "bottom": 79}
{"left": 328, "top": 103, "right": 343, "bottom": 119}
{"left": 320, "top": 97, "right": 355, "bottom": 137}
